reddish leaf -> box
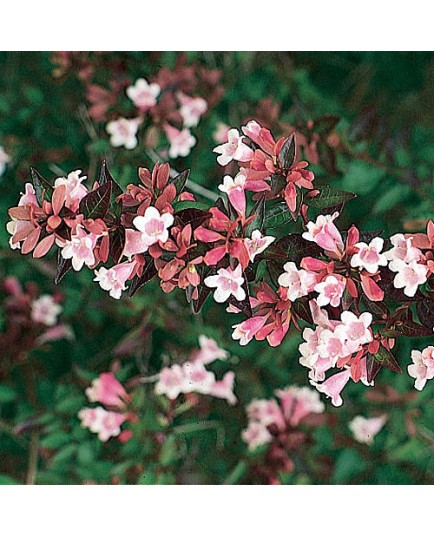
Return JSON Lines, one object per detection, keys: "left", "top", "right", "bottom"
{"left": 79, "top": 181, "right": 112, "bottom": 220}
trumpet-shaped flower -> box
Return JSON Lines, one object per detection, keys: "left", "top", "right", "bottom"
{"left": 204, "top": 264, "right": 246, "bottom": 303}
{"left": 126, "top": 78, "right": 160, "bottom": 110}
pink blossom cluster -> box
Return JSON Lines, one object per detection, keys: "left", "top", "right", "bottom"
{"left": 155, "top": 335, "right": 237, "bottom": 405}
{"left": 106, "top": 74, "right": 209, "bottom": 158}
{"left": 79, "top": 372, "right": 132, "bottom": 442}
{"left": 242, "top": 385, "right": 325, "bottom": 451}
{"left": 8, "top": 120, "right": 434, "bottom": 406}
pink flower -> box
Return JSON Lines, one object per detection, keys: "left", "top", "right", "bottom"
{"left": 155, "top": 364, "right": 185, "bottom": 400}
{"left": 61, "top": 225, "right": 100, "bottom": 271}
{"left": 244, "top": 230, "right": 275, "bottom": 262}
{"left": 85, "top": 372, "right": 128, "bottom": 409}
{"left": 204, "top": 264, "right": 246, "bottom": 303}
{"left": 275, "top": 386, "right": 325, "bottom": 427}
{"left": 18, "top": 183, "right": 38, "bottom": 207}
{"left": 213, "top": 128, "right": 253, "bottom": 166}
{"left": 388, "top": 258, "right": 428, "bottom": 297}
{"left": 314, "top": 275, "right": 346, "bottom": 307}
{"left": 133, "top": 206, "right": 174, "bottom": 247}
{"left": 126, "top": 78, "right": 160, "bottom": 110}
{"left": 93, "top": 261, "right": 135, "bottom": 299}
{"left": 181, "top": 361, "right": 215, "bottom": 394}
{"left": 106, "top": 117, "right": 141, "bottom": 150}
{"left": 54, "top": 170, "right": 88, "bottom": 211}
{"left": 312, "top": 368, "right": 352, "bottom": 407}
{"left": 242, "top": 422, "right": 272, "bottom": 450}
{"left": 246, "top": 399, "right": 285, "bottom": 430}
{"left": 335, "top": 311, "right": 373, "bottom": 354}
{"left": 385, "top": 233, "right": 423, "bottom": 264}
{"left": 164, "top": 124, "right": 196, "bottom": 158}
{"left": 177, "top": 92, "right": 207, "bottom": 128}
{"left": 408, "top": 346, "right": 434, "bottom": 391}
{"left": 213, "top": 122, "right": 230, "bottom": 144}
{"left": 277, "top": 262, "right": 317, "bottom": 301}
{"left": 349, "top": 415, "right": 387, "bottom": 445}
{"left": 78, "top": 407, "right": 126, "bottom": 442}
{"left": 0, "top": 145, "right": 10, "bottom": 176}
{"left": 191, "top": 335, "right": 228, "bottom": 365}
{"left": 302, "top": 212, "right": 344, "bottom": 258}
{"left": 232, "top": 316, "right": 268, "bottom": 346}
{"left": 209, "top": 371, "right": 237, "bottom": 405}
{"left": 123, "top": 229, "right": 151, "bottom": 258}
{"left": 218, "top": 173, "right": 247, "bottom": 215}
{"left": 30, "top": 295, "right": 62, "bottom": 326}
{"left": 350, "top": 237, "right": 388, "bottom": 274}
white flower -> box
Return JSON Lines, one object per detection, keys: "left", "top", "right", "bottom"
{"left": 61, "top": 226, "right": 100, "bottom": 271}
{"left": 177, "top": 92, "right": 207, "bottom": 128}
{"left": 388, "top": 258, "right": 428, "bottom": 297}
{"left": 350, "top": 237, "right": 388, "bottom": 274}
{"left": 126, "top": 78, "right": 160, "bottom": 110}
{"left": 213, "top": 128, "right": 253, "bottom": 166}
{"left": 0, "top": 145, "right": 10, "bottom": 176}
{"left": 278, "top": 262, "right": 317, "bottom": 301}
{"left": 164, "top": 124, "right": 196, "bottom": 158}
{"left": 244, "top": 230, "right": 275, "bottom": 262}
{"left": 349, "top": 415, "right": 386, "bottom": 445}
{"left": 133, "top": 206, "right": 174, "bottom": 247}
{"left": 106, "top": 117, "right": 141, "bottom": 150}
{"left": 30, "top": 295, "right": 62, "bottom": 326}
{"left": 204, "top": 264, "right": 246, "bottom": 303}
{"left": 93, "top": 262, "right": 135, "bottom": 299}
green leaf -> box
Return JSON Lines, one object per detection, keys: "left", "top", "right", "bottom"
{"left": 31, "top": 167, "right": 53, "bottom": 205}
{"left": 371, "top": 345, "right": 402, "bottom": 374}
{"left": 224, "top": 461, "right": 247, "bottom": 484}
{"left": 168, "top": 169, "right": 190, "bottom": 195}
{"left": 0, "top": 474, "right": 19, "bottom": 484}
{"left": 78, "top": 181, "right": 112, "bottom": 220}
{"left": 40, "top": 431, "right": 71, "bottom": 449}
{"left": 0, "top": 385, "right": 17, "bottom": 404}
{"left": 304, "top": 186, "right": 356, "bottom": 210}
{"left": 332, "top": 449, "right": 367, "bottom": 484}
{"left": 245, "top": 196, "right": 266, "bottom": 236}
{"left": 264, "top": 202, "right": 292, "bottom": 229}
{"left": 278, "top": 133, "right": 296, "bottom": 169}
{"left": 159, "top": 435, "right": 178, "bottom": 467}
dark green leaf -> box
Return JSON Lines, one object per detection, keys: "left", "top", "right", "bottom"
{"left": 245, "top": 196, "right": 266, "bottom": 236}
{"left": 371, "top": 345, "right": 402, "bottom": 374}
{"left": 109, "top": 226, "right": 126, "bottom": 264}
{"left": 304, "top": 186, "right": 356, "bottom": 210}
{"left": 128, "top": 255, "right": 157, "bottom": 297}
{"left": 55, "top": 249, "right": 72, "bottom": 284}
{"left": 264, "top": 202, "right": 292, "bottom": 230}
{"left": 175, "top": 208, "right": 211, "bottom": 229}
{"left": 31, "top": 167, "right": 53, "bottom": 205}
{"left": 278, "top": 133, "right": 296, "bottom": 169}
{"left": 79, "top": 181, "right": 112, "bottom": 220}
{"left": 168, "top": 169, "right": 190, "bottom": 195}
{"left": 416, "top": 299, "right": 434, "bottom": 330}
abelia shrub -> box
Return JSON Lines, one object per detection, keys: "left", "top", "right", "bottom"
{"left": 7, "top": 120, "right": 434, "bottom": 407}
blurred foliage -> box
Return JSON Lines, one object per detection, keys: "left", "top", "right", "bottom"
{"left": 0, "top": 51, "right": 434, "bottom": 484}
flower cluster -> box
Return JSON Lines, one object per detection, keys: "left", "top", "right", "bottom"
{"left": 79, "top": 372, "right": 133, "bottom": 442}
{"left": 8, "top": 119, "right": 434, "bottom": 407}
{"left": 78, "top": 58, "right": 224, "bottom": 158}
{"left": 241, "top": 386, "right": 325, "bottom": 483}
{"left": 408, "top": 346, "right": 434, "bottom": 391}
{"left": 155, "top": 335, "right": 236, "bottom": 405}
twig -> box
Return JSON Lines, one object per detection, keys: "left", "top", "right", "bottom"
{"left": 26, "top": 433, "right": 39, "bottom": 485}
